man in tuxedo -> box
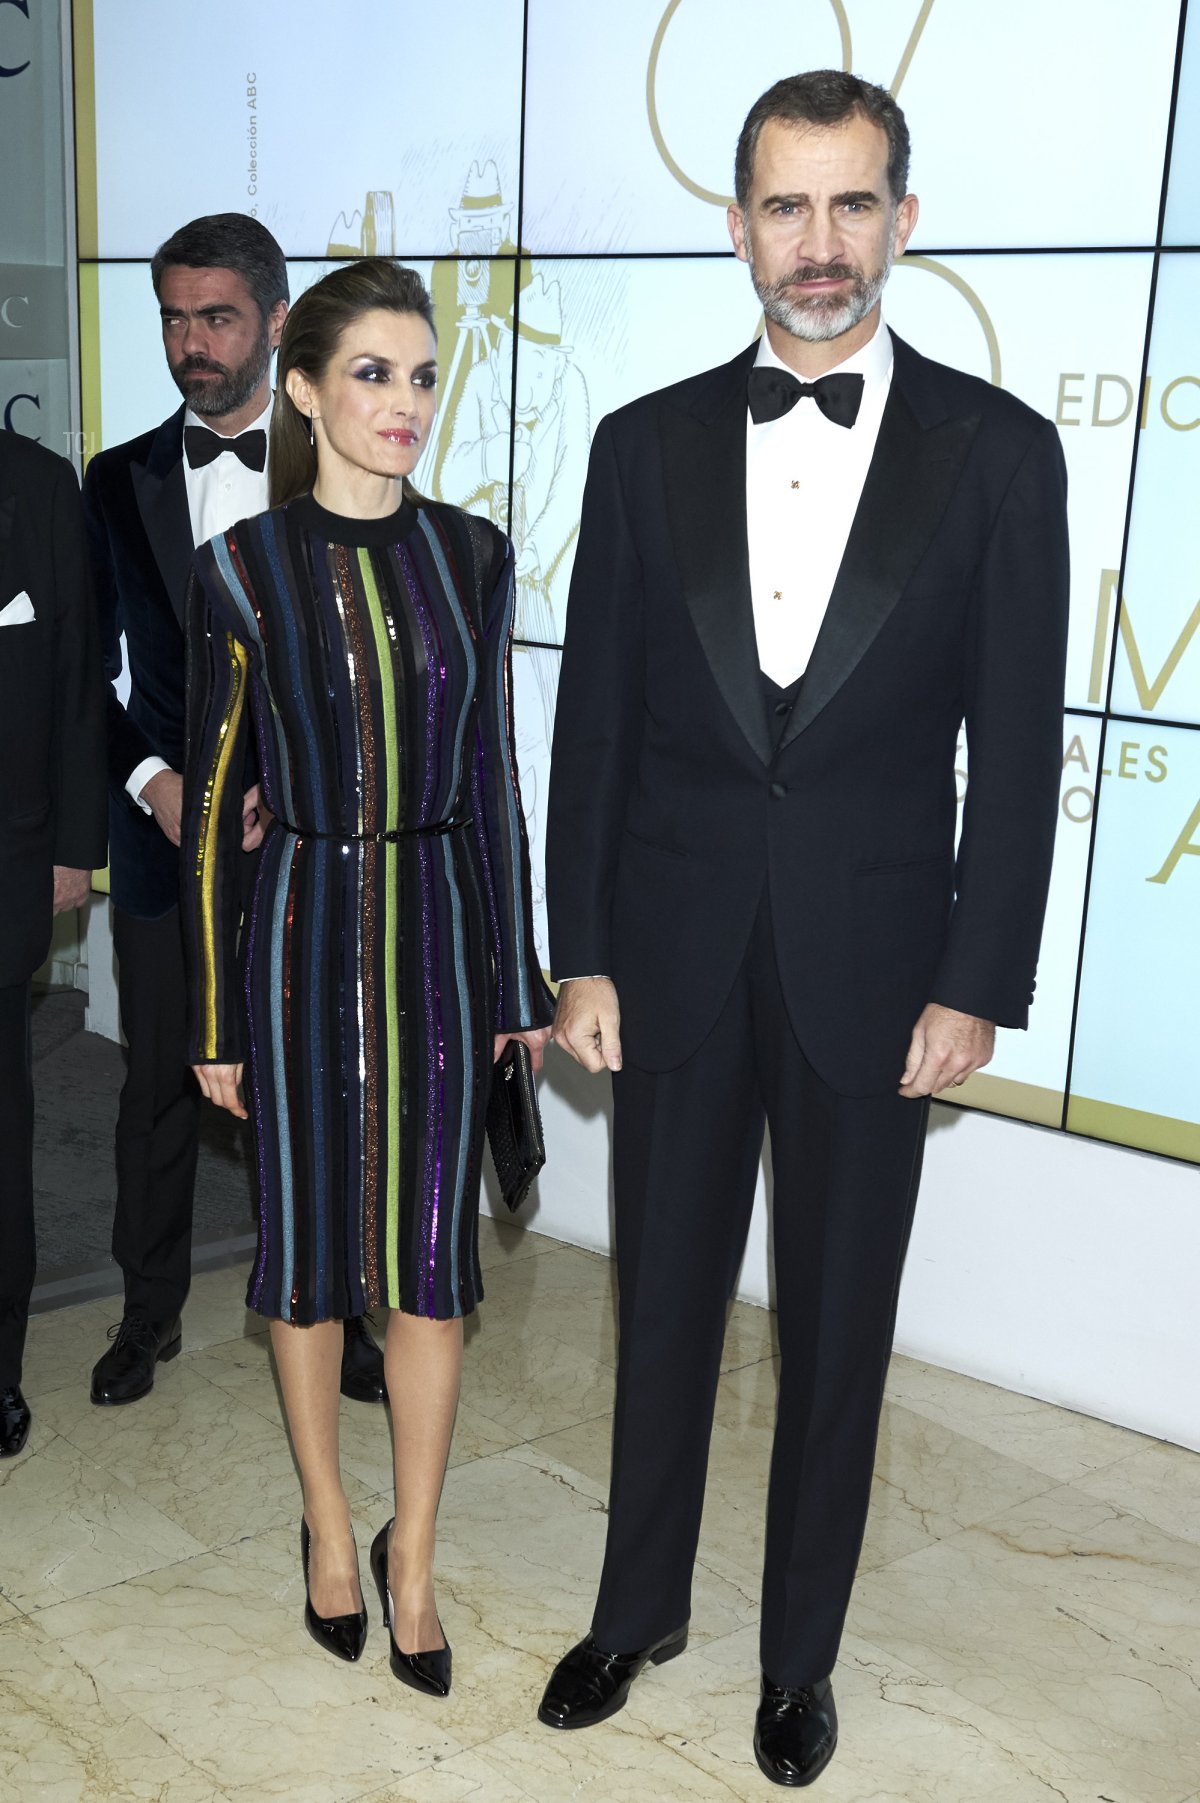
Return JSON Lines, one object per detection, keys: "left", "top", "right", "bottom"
{"left": 83, "top": 214, "right": 385, "bottom": 1408}
{"left": 0, "top": 432, "right": 107, "bottom": 1457}
{"left": 541, "top": 72, "right": 1068, "bottom": 1785}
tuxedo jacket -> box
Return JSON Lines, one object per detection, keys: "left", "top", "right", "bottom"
{"left": 0, "top": 433, "right": 108, "bottom": 987}
{"left": 546, "top": 334, "right": 1070, "bottom": 1096}
{"left": 83, "top": 406, "right": 197, "bottom": 920}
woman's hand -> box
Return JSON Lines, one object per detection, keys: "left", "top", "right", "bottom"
{"left": 493, "top": 1027, "right": 553, "bottom": 1074}
{"left": 193, "top": 1062, "right": 248, "bottom": 1119}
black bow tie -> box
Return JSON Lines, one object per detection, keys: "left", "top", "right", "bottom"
{"left": 184, "top": 424, "right": 268, "bottom": 472}
{"left": 747, "top": 366, "right": 864, "bottom": 429}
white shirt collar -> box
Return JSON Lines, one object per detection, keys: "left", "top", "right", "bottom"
{"left": 752, "top": 314, "right": 893, "bottom": 395}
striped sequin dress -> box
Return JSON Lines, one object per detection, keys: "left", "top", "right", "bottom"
{"left": 181, "top": 492, "right": 552, "bottom": 1323}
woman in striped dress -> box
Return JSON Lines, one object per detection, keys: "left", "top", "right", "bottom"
{"left": 181, "top": 259, "right": 553, "bottom": 1691}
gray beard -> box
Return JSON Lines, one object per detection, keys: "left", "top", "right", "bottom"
{"left": 748, "top": 243, "right": 893, "bottom": 344}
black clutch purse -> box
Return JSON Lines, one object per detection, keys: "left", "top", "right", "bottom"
{"left": 486, "top": 1039, "right": 546, "bottom": 1212}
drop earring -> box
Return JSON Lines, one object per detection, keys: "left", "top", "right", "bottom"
{"left": 309, "top": 413, "right": 315, "bottom": 447}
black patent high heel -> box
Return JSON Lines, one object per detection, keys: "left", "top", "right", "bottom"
{"left": 369, "top": 1518, "right": 452, "bottom": 1696}
{"left": 300, "top": 1519, "right": 368, "bottom": 1662}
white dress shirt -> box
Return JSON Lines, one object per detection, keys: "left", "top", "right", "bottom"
{"left": 747, "top": 317, "right": 893, "bottom": 687}
{"left": 128, "top": 397, "right": 273, "bottom": 810}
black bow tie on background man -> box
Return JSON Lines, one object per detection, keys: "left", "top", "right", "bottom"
{"left": 747, "top": 366, "right": 864, "bottom": 429}
{"left": 183, "top": 424, "right": 268, "bottom": 472}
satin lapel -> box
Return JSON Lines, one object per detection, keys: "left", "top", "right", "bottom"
{"left": 662, "top": 350, "right": 772, "bottom": 766}
{"left": 131, "top": 408, "right": 192, "bottom": 628}
{"left": 781, "top": 375, "right": 980, "bottom": 750}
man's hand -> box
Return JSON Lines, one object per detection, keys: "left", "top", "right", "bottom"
{"left": 140, "top": 768, "right": 183, "bottom": 846}
{"left": 552, "top": 977, "right": 623, "bottom": 1074}
{"left": 242, "top": 784, "right": 269, "bottom": 853}
{"left": 900, "top": 1003, "right": 995, "bottom": 1098}
{"left": 193, "top": 1062, "right": 248, "bottom": 1119}
{"left": 52, "top": 866, "right": 92, "bottom": 914}
{"left": 493, "top": 1026, "right": 554, "bottom": 1073}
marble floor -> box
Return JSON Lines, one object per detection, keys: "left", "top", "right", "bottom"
{"left": 3, "top": 1217, "right": 1198, "bottom": 1803}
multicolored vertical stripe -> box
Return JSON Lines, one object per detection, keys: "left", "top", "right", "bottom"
{"left": 181, "top": 494, "right": 552, "bottom": 1324}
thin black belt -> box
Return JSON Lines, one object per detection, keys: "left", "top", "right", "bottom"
{"left": 275, "top": 816, "right": 472, "bottom": 842}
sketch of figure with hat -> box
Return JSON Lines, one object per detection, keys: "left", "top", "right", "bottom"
{"left": 438, "top": 272, "right": 590, "bottom": 740}
{"left": 423, "top": 161, "right": 523, "bottom": 502}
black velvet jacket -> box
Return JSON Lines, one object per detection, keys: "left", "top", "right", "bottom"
{"left": 83, "top": 407, "right": 196, "bottom": 920}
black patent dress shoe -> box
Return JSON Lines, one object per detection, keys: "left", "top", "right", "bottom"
{"left": 90, "top": 1315, "right": 182, "bottom": 1405}
{"left": 300, "top": 1519, "right": 368, "bottom": 1662}
{"left": 369, "top": 1519, "right": 451, "bottom": 1696}
{"left": 537, "top": 1625, "right": 689, "bottom": 1730}
{"left": 0, "top": 1386, "right": 31, "bottom": 1458}
{"left": 754, "top": 1674, "right": 838, "bottom": 1787}
{"left": 340, "top": 1315, "right": 386, "bottom": 1404}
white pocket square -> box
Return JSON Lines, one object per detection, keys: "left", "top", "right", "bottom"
{"left": 0, "top": 591, "right": 35, "bottom": 626}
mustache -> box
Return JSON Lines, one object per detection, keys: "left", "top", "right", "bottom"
{"left": 174, "top": 355, "right": 232, "bottom": 377}
{"left": 768, "top": 263, "right": 862, "bottom": 294}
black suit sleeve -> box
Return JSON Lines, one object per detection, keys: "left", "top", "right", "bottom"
{"left": 82, "top": 456, "right": 161, "bottom": 793}
{"left": 546, "top": 414, "right": 646, "bottom": 981}
{"left": 930, "top": 417, "right": 1069, "bottom": 1027}
{"left": 48, "top": 460, "right": 108, "bottom": 870}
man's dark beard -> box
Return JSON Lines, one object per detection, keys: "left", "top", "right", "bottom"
{"left": 170, "top": 316, "right": 272, "bottom": 418}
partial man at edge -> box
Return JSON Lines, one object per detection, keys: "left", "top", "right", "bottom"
{"left": 0, "top": 429, "right": 107, "bottom": 1458}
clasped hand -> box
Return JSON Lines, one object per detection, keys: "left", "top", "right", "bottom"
{"left": 141, "top": 771, "right": 267, "bottom": 852}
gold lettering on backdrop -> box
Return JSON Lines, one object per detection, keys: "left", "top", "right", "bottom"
{"left": 1097, "top": 740, "right": 1168, "bottom": 782}
{"left": 1091, "top": 374, "right": 1134, "bottom": 428}
{"left": 646, "top": 0, "right": 936, "bottom": 201}
{"left": 1089, "top": 569, "right": 1118, "bottom": 702}
{"left": 963, "top": 735, "right": 1162, "bottom": 827}
{"left": 1161, "top": 375, "right": 1200, "bottom": 431}
{"left": 1147, "top": 794, "right": 1200, "bottom": 884}
{"left": 1056, "top": 374, "right": 1085, "bottom": 426}
{"left": 647, "top": 0, "right": 853, "bottom": 206}
{"left": 1062, "top": 786, "right": 1094, "bottom": 823}
{"left": 902, "top": 258, "right": 1001, "bottom": 386}
{"left": 1059, "top": 743, "right": 1164, "bottom": 824}
{"left": 889, "top": 0, "right": 937, "bottom": 95}
{"left": 1057, "top": 374, "right": 1197, "bottom": 429}
{"left": 1089, "top": 569, "right": 1200, "bottom": 712}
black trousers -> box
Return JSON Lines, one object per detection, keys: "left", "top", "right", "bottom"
{"left": 0, "top": 981, "right": 35, "bottom": 1388}
{"left": 592, "top": 896, "right": 929, "bottom": 1686}
{"left": 112, "top": 907, "right": 200, "bottom": 1321}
